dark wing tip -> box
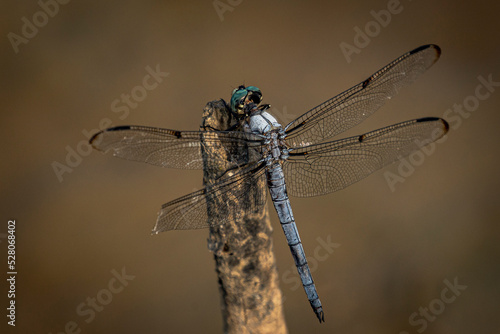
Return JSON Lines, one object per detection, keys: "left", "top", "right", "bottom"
{"left": 433, "top": 44, "right": 442, "bottom": 57}
{"left": 442, "top": 118, "right": 450, "bottom": 133}
{"left": 410, "top": 44, "right": 441, "bottom": 62}
{"left": 89, "top": 131, "right": 103, "bottom": 147}
{"left": 416, "top": 116, "right": 440, "bottom": 122}
{"left": 107, "top": 125, "right": 132, "bottom": 132}
{"left": 411, "top": 44, "right": 441, "bottom": 55}
{"left": 89, "top": 125, "right": 133, "bottom": 148}
{"left": 416, "top": 117, "right": 449, "bottom": 134}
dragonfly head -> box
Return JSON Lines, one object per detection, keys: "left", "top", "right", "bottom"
{"left": 230, "top": 85, "right": 262, "bottom": 116}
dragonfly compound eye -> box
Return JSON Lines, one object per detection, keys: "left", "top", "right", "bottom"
{"left": 246, "top": 86, "right": 263, "bottom": 104}
{"left": 230, "top": 86, "right": 249, "bottom": 115}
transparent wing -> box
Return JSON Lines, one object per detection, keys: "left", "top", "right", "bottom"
{"left": 153, "top": 162, "right": 267, "bottom": 232}
{"left": 284, "top": 44, "right": 441, "bottom": 147}
{"left": 90, "top": 125, "right": 265, "bottom": 171}
{"left": 283, "top": 117, "right": 448, "bottom": 197}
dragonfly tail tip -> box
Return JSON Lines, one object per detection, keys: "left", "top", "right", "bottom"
{"left": 316, "top": 309, "right": 325, "bottom": 323}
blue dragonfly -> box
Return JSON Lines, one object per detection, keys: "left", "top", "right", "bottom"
{"left": 90, "top": 44, "right": 448, "bottom": 323}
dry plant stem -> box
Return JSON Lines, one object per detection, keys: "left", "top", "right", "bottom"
{"left": 200, "top": 100, "right": 287, "bottom": 334}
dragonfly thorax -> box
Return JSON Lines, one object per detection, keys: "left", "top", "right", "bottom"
{"left": 247, "top": 109, "right": 282, "bottom": 134}
{"left": 242, "top": 107, "right": 289, "bottom": 163}
{"left": 256, "top": 130, "right": 288, "bottom": 166}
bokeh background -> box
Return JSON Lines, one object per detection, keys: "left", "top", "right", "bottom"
{"left": 1, "top": 0, "right": 499, "bottom": 333}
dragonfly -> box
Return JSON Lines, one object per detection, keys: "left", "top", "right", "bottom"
{"left": 90, "top": 44, "right": 448, "bottom": 323}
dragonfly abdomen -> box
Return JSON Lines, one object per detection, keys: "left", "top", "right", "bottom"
{"left": 266, "top": 162, "right": 325, "bottom": 322}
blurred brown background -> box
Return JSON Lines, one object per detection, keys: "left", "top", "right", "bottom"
{"left": 1, "top": 0, "right": 499, "bottom": 333}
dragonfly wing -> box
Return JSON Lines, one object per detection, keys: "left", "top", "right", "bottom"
{"left": 90, "top": 125, "right": 264, "bottom": 170}
{"left": 283, "top": 117, "right": 448, "bottom": 197}
{"left": 284, "top": 44, "right": 441, "bottom": 147}
{"left": 153, "top": 162, "right": 267, "bottom": 232}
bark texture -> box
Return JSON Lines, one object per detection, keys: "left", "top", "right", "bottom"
{"left": 200, "top": 99, "right": 287, "bottom": 334}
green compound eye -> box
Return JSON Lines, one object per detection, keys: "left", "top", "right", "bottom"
{"left": 230, "top": 85, "right": 262, "bottom": 115}
{"left": 230, "top": 86, "right": 248, "bottom": 114}
{"left": 246, "top": 86, "right": 261, "bottom": 94}
{"left": 245, "top": 86, "right": 262, "bottom": 104}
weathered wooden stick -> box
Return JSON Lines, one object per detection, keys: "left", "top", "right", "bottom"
{"left": 200, "top": 99, "right": 287, "bottom": 334}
